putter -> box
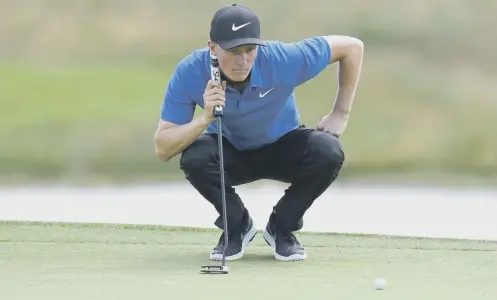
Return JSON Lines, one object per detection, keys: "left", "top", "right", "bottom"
{"left": 200, "top": 52, "right": 229, "bottom": 275}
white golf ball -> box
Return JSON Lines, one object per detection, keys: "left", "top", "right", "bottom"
{"left": 374, "top": 278, "right": 386, "bottom": 290}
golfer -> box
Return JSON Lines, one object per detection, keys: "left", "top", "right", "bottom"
{"left": 155, "top": 4, "right": 363, "bottom": 261}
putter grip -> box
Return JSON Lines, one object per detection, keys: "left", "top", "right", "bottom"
{"left": 210, "top": 52, "right": 223, "bottom": 117}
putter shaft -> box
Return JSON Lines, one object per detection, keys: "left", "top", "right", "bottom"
{"left": 216, "top": 116, "right": 229, "bottom": 267}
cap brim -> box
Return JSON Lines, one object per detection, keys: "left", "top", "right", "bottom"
{"left": 218, "top": 38, "right": 267, "bottom": 50}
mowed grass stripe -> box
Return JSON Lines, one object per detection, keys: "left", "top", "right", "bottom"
{"left": 2, "top": 221, "right": 496, "bottom": 251}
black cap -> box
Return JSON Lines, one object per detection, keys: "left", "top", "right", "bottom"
{"left": 209, "top": 4, "right": 267, "bottom": 50}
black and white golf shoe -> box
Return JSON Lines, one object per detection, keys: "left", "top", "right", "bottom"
{"left": 209, "top": 214, "right": 257, "bottom": 261}
{"left": 263, "top": 215, "right": 307, "bottom": 261}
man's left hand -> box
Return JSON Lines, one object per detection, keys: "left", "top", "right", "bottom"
{"left": 317, "top": 111, "right": 349, "bottom": 138}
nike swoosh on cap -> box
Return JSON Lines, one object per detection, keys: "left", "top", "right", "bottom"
{"left": 232, "top": 22, "right": 251, "bottom": 31}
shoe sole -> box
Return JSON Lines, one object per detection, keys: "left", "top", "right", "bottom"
{"left": 262, "top": 229, "right": 307, "bottom": 261}
{"left": 209, "top": 223, "right": 258, "bottom": 261}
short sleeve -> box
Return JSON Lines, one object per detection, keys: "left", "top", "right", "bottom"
{"left": 267, "top": 36, "right": 331, "bottom": 87}
{"left": 160, "top": 64, "right": 196, "bottom": 125}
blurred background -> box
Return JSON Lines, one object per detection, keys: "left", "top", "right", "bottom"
{"left": 1, "top": 0, "right": 497, "bottom": 187}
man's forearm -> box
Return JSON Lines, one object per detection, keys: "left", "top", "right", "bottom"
{"left": 155, "top": 116, "right": 213, "bottom": 162}
{"left": 331, "top": 42, "right": 363, "bottom": 115}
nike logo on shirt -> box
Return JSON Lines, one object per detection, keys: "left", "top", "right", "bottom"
{"left": 259, "top": 88, "right": 275, "bottom": 97}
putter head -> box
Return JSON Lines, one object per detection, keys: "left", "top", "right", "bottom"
{"left": 200, "top": 265, "right": 229, "bottom": 274}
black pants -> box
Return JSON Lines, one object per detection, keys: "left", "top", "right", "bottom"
{"left": 179, "top": 125, "right": 345, "bottom": 232}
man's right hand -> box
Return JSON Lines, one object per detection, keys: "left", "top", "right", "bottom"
{"left": 202, "top": 80, "right": 227, "bottom": 122}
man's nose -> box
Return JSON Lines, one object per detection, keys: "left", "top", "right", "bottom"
{"left": 235, "top": 53, "right": 248, "bottom": 65}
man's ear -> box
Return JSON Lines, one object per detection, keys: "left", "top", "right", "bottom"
{"left": 208, "top": 41, "right": 217, "bottom": 55}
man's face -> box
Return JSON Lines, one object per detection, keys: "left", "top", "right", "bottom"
{"left": 211, "top": 43, "right": 258, "bottom": 82}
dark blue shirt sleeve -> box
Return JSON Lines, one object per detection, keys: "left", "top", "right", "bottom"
{"left": 268, "top": 36, "right": 331, "bottom": 87}
{"left": 160, "top": 63, "right": 196, "bottom": 125}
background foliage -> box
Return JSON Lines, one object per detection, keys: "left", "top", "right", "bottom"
{"left": 2, "top": 0, "right": 496, "bottom": 185}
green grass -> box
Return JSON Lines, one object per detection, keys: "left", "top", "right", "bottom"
{"left": 1, "top": 222, "right": 497, "bottom": 300}
{"left": 2, "top": 58, "right": 497, "bottom": 185}
{"left": 1, "top": 0, "right": 497, "bottom": 184}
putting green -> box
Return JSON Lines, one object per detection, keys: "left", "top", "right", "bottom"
{"left": 1, "top": 222, "right": 496, "bottom": 300}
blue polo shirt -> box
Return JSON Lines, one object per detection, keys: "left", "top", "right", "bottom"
{"left": 160, "top": 36, "right": 331, "bottom": 151}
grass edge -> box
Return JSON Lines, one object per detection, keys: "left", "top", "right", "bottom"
{"left": 2, "top": 220, "right": 496, "bottom": 245}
